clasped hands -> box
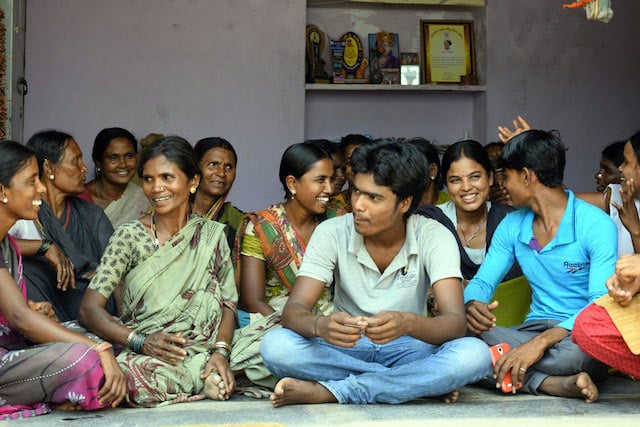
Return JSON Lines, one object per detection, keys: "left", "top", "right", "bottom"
{"left": 316, "top": 311, "right": 407, "bottom": 347}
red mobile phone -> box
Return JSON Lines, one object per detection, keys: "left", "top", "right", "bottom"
{"left": 489, "top": 343, "right": 522, "bottom": 393}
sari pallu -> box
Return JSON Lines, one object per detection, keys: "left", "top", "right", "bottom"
{"left": 103, "top": 182, "right": 150, "bottom": 229}
{"left": 0, "top": 236, "right": 107, "bottom": 420}
{"left": 235, "top": 204, "right": 333, "bottom": 316}
{"left": 117, "top": 217, "right": 278, "bottom": 407}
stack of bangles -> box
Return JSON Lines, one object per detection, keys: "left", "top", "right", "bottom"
{"left": 127, "top": 331, "right": 147, "bottom": 353}
{"left": 212, "top": 341, "right": 231, "bottom": 360}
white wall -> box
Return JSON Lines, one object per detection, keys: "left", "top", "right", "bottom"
{"left": 24, "top": 0, "right": 305, "bottom": 211}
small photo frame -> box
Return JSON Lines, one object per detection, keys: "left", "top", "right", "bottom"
{"left": 400, "top": 52, "right": 419, "bottom": 66}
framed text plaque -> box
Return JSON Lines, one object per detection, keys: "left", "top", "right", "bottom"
{"left": 420, "top": 20, "right": 476, "bottom": 84}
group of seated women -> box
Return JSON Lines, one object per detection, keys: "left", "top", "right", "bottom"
{"left": 1, "top": 121, "right": 638, "bottom": 419}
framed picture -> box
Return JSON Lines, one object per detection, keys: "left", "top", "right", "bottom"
{"left": 369, "top": 32, "right": 400, "bottom": 84}
{"left": 420, "top": 20, "right": 476, "bottom": 84}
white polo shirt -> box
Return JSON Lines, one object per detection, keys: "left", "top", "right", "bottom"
{"left": 298, "top": 214, "right": 461, "bottom": 317}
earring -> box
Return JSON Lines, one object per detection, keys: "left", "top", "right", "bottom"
{"left": 96, "top": 167, "right": 102, "bottom": 173}
{"left": 1, "top": 188, "right": 7, "bottom": 204}
{"left": 430, "top": 175, "right": 436, "bottom": 180}
{"left": 291, "top": 191, "right": 296, "bottom": 200}
{"left": 190, "top": 186, "right": 197, "bottom": 194}
{"left": 49, "top": 174, "right": 55, "bottom": 180}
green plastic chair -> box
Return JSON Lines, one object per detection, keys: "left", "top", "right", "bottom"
{"left": 490, "top": 275, "right": 532, "bottom": 327}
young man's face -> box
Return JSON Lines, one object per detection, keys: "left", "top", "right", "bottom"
{"left": 619, "top": 141, "right": 640, "bottom": 197}
{"left": 351, "top": 172, "right": 409, "bottom": 238}
{"left": 502, "top": 168, "right": 529, "bottom": 208}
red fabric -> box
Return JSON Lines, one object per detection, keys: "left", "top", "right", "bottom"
{"left": 75, "top": 189, "right": 94, "bottom": 203}
{"left": 573, "top": 304, "right": 640, "bottom": 379}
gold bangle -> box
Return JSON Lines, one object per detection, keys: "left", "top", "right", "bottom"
{"left": 92, "top": 341, "right": 113, "bottom": 353}
{"left": 214, "top": 341, "right": 231, "bottom": 352}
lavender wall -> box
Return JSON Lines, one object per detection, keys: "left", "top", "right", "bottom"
{"left": 486, "top": 0, "right": 640, "bottom": 191}
{"left": 24, "top": 0, "right": 305, "bottom": 212}
{"left": 23, "top": 0, "right": 640, "bottom": 211}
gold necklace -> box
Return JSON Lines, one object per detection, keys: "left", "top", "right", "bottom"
{"left": 457, "top": 209, "right": 487, "bottom": 248}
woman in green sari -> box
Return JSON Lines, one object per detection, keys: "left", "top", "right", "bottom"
{"left": 79, "top": 136, "right": 277, "bottom": 407}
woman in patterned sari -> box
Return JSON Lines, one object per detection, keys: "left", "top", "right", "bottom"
{"left": 239, "top": 142, "right": 336, "bottom": 325}
{"left": 191, "top": 137, "right": 244, "bottom": 251}
{"left": 0, "top": 141, "right": 125, "bottom": 420}
{"left": 79, "top": 136, "right": 278, "bottom": 407}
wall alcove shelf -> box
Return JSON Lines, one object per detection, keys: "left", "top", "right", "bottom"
{"left": 308, "top": 1, "right": 484, "bottom": 7}
{"left": 305, "top": 83, "right": 486, "bottom": 92}
{"left": 305, "top": 0, "right": 488, "bottom": 142}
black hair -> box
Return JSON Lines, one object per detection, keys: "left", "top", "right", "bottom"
{"left": 194, "top": 137, "right": 238, "bottom": 165}
{"left": 137, "top": 135, "right": 199, "bottom": 180}
{"left": 306, "top": 139, "right": 338, "bottom": 156}
{"left": 26, "top": 130, "right": 75, "bottom": 175}
{"left": 92, "top": 127, "right": 138, "bottom": 165}
{"left": 339, "top": 133, "right": 371, "bottom": 154}
{"left": 350, "top": 139, "right": 427, "bottom": 217}
{"left": 405, "top": 137, "right": 443, "bottom": 190}
{"left": 500, "top": 130, "right": 565, "bottom": 188}
{"left": 0, "top": 141, "right": 36, "bottom": 187}
{"left": 601, "top": 140, "right": 625, "bottom": 168}
{"left": 625, "top": 131, "right": 640, "bottom": 167}
{"left": 279, "top": 142, "right": 332, "bottom": 199}
{"left": 441, "top": 140, "right": 494, "bottom": 180}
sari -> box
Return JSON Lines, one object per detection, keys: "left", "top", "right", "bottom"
{"left": 90, "top": 216, "right": 278, "bottom": 407}
{"left": 103, "top": 182, "right": 150, "bottom": 229}
{"left": 200, "top": 194, "right": 245, "bottom": 256}
{"left": 0, "top": 235, "right": 107, "bottom": 420}
{"left": 24, "top": 197, "right": 114, "bottom": 321}
{"left": 239, "top": 204, "right": 333, "bottom": 317}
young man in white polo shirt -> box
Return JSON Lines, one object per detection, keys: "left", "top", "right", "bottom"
{"left": 260, "top": 140, "right": 491, "bottom": 406}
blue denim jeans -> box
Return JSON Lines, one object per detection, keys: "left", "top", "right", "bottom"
{"left": 261, "top": 328, "right": 492, "bottom": 404}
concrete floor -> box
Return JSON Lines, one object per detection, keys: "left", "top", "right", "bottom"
{"left": 7, "top": 376, "right": 640, "bottom": 427}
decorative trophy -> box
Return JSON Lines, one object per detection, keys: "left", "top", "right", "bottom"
{"left": 306, "top": 25, "right": 330, "bottom": 84}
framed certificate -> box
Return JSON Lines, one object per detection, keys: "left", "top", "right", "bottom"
{"left": 420, "top": 20, "right": 476, "bottom": 84}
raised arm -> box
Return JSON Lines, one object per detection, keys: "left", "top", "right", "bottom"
{"left": 497, "top": 116, "right": 532, "bottom": 143}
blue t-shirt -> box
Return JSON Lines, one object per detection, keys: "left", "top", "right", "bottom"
{"left": 464, "top": 190, "right": 617, "bottom": 330}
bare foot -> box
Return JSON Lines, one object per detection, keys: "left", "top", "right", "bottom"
{"left": 203, "top": 372, "right": 229, "bottom": 401}
{"left": 55, "top": 401, "right": 82, "bottom": 411}
{"left": 440, "top": 390, "right": 459, "bottom": 404}
{"left": 270, "top": 377, "right": 337, "bottom": 408}
{"left": 538, "top": 372, "right": 599, "bottom": 403}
